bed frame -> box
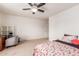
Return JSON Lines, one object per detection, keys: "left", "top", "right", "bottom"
{"left": 56, "top": 40, "right": 79, "bottom": 49}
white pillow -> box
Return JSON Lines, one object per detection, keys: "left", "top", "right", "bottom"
{"left": 62, "top": 36, "right": 76, "bottom": 43}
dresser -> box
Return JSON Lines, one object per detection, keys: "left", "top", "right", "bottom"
{"left": 0, "top": 36, "right": 6, "bottom": 51}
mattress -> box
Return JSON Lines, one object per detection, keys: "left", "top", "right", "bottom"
{"left": 33, "top": 40, "right": 79, "bottom": 56}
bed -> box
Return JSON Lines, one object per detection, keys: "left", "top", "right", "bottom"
{"left": 33, "top": 34, "right": 79, "bottom": 56}
{"left": 33, "top": 40, "right": 79, "bottom": 56}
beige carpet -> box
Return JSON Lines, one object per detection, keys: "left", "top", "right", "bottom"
{"left": 0, "top": 38, "right": 48, "bottom": 56}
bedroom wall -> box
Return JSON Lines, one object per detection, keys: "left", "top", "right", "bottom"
{"left": 0, "top": 13, "right": 3, "bottom": 26}
{"left": 0, "top": 13, "right": 1, "bottom": 25}
{"left": 2, "top": 14, "right": 48, "bottom": 40}
{"left": 0, "top": 13, "right": 4, "bottom": 35}
{"left": 49, "top": 4, "right": 79, "bottom": 41}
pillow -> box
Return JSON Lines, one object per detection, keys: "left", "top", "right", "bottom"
{"left": 62, "top": 35, "right": 77, "bottom": 43}
{"left": 71, "top": 39, "right": 79, "bottom": 45}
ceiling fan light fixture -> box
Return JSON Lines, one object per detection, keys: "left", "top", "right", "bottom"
{"left": 22, "top": 3, "right": 46, "bottom": 14}
{"left": 31, "top": 8, "right": 37, "bottom": 12}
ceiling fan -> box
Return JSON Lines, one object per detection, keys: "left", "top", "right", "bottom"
{"left": 22, "top": 3, "right": 46, "bottom": 14}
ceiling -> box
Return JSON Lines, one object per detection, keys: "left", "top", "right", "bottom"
{"left": 0, "top": 3, "right": 78, "bottom": 19}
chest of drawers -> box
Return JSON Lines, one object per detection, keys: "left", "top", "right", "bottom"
{"left": 0, "top": 36, "right": 6, "bottom": 51}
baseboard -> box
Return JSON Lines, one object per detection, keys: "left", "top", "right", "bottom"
{"left": 27, "top": 37, "right": 48, "bottom": 41}
{"left": 20, "top": 37, "right": 48, "bottom": 41}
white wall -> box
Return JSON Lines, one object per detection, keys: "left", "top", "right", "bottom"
{"left": 49, "top": 5, "right": 79, "bottom": 41}
{"left": 2, "top": 14, "right": 48, "bottom": 40}
{"left": 0, "top": 14, "right": 1, "bottom": 25}
{"left": 0, "top": 13, "right": 3, "bottom": 26}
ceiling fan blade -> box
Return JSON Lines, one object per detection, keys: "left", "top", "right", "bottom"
{"left": 28, "top": 3, "right": 33, "bottom": 6}
{"left": 37, "top": 3, "right": 46, "bottom": 8}
{"left": 38, "top": 9, "right": 44, "bottom": 13}
{"left": 22, "top": 8, "right": 31, "bottom": 10}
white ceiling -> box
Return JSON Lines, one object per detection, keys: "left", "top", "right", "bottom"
{"left": 0, "top": 3, "right": 78, "bottom": 19}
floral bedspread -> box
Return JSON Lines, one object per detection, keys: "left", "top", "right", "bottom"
{"left": 33, "top": 41, "right": 79, "bottom": 56}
